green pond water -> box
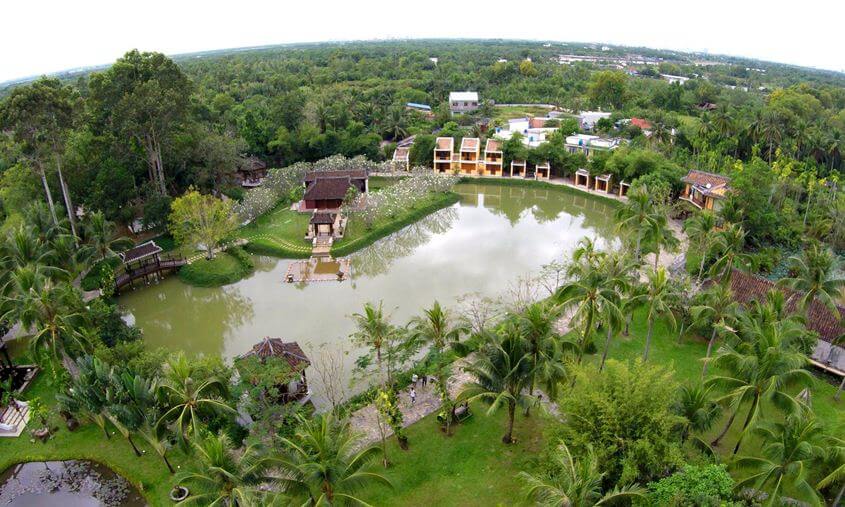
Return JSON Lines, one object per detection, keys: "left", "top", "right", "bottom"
{"left": 119, "top": 182, "right": 619, "bottom": 406}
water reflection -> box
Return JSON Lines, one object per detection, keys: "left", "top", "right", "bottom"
{"left": 119, "top": 182, "right": 619, "bottom": 406}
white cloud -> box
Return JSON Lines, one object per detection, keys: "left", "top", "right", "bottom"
{"left": 2, "top": 0, "right": 843, "bottom": 82}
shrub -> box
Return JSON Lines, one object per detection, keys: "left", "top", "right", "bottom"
{"left": 643, "top": 464, "right": 736, "bottom": 506}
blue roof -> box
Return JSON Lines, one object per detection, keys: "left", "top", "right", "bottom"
{"left": 406, "top": 102, "right": 432, "bottom": 111}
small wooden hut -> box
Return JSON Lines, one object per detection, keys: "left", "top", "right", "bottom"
{"left": 237, "top": 338, "right": 311, "bottom": 404}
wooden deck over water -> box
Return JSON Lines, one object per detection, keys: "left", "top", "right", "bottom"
{"left": 285, "top": 257, "right": 351, "bottom": 283}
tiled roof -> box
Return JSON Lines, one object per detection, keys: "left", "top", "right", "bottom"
{"left": 461, "top": 137, "right": 479, "bottom": 151}
{"left": 630, "top": 118, "right": 652, "bottom": 130}
{"left": 238, "top": 338, "right": 310, "bottom": 369}
{"left": 682, "top": 170, "right": 730, "bottom": 197}
{"left": 435, "top": 137, "right": 453, "bottom": 150}
{"left": 238, "top": 156, "right": 267, "bottom": 172}
{"left": 304, "top": 170, "right": 367, "bottom": 183}
{"left": 304, "top": 177, "right": 352, "bottom": 201}
{"left": 720, "top": 269, "right": 844, "bottom": 345}
{"left": 485, "top": 139, "right": 502, "bottom": 152}
{"left": 120, "top": 241, "right": 162, "bottom": 264}
{"left": 310, "top": 212, "right": 337, "bottom": 225}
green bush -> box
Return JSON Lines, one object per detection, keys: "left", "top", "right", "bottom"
{"left": 178, "top": 247, "right": 255, "bottom": 287}
{"left": 643, "top": 464, "right": 736, "bottom": 506}
{"left": 80, "top": 256, "right": 122, "bottom": 291}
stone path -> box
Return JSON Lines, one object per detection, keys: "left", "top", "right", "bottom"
{"left": 349, "top": 359, "right": 474, "bottom": 445}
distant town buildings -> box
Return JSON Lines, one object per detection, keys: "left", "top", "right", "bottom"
{"left": 565, "top": 134, "right": 622, "bottom": 158}
{"left": 578, "top": 111, "right": 612, "bottom": 131}
{"left": 449, "top": 91, "right": 480, "bottom": 115}
{"left": 660, "top": 74, "right": 689, "bottom": 85}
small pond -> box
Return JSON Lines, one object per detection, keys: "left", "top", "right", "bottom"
{"left": 0, "top": 460, "right": 145, "bottom": 506}
{"left": 120, "top": 182, "right": 619, "bottom": 407}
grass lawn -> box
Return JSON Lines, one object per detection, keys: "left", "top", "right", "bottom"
{"left": 360, "top": 402, "right": 547, "bottom": 506}
{"left": 178, "top": 247, "right": 254, "bottom": 287}
{"left": 237, "top": 203, "right": 313, "bottom": 258}
{"left": 0, "top": 374, "right": 189, "bottom": 506}
{"left": 491, "top": 105, "right": 568, "bottom": 124}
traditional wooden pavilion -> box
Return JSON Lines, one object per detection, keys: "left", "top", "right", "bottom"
{"left": 306, "top": 211, "right": 343, "bottom": 239}
{"left": 594, "top": 173, "right": 612, "bottom": 193}
{"left": 574, "top": 168, "right": 591, "bottom": 188}
{"left": 534, "top": 161, "right": 550, "bottom": 180}
{"left": 115, "top": 240, "right": 182, "bottom": 292}
{"left": 237, "top": 338, "right": 312, "bottom": 404}
{"left": 302, "top": 170, "right": 368, "bottom": 211}
{"left": 236, "top": 157, "right": 268, "bottom": 187}
{"left": 680, "top": 169, "right": 730, "bottom": 210}
{"left": 618, "top": 181, "right": 631, "bottom": 197}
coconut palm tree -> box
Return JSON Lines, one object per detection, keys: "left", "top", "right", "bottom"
{"left": 777, "top": 242, "right": 845, "bottom": 316}
{"left": 56, "top": 356, "right": 112, "bottom": 439}
{"left": 517, "top": 301, "right": 569, "bottom": 410}
{"left": 673, "top": 383, "right": 721, "bottom": 443}
{"left": 177, "top": 433, "right": 284, "bottom": 506}
{"left": 647, "top": 211, "right": 679, "bottom": 270}
{"left": 636, "top": 267, "right": 679, "bottom": 361}
{"left": 460, "top": 323, "right": 533, "bottom": 444}
{"left": 518, "top": 440, "right": 644, "bottom": 506}
{"left": 706, "top": 316, "right": 814, "bottom": 454}
{"left": 733, "top": 412, "right": 825, "bottom": 507}
{"left": 2, "top": 274, "right": 90, "bottom": 367}
{"left": 614, "top": 185, "right": 659, "bottom": 263}
{"left": 351, "top": 301, "right": 395, "bottom": 385}
{"left": 275, "top": 413, "right": 391, "bottom": 505}
{"left": 79, "top": 211, "right": 133, "bottom": 262}
{"left": 156, "top": 352, "right": 235, "bottom": 450}
{"left": 815, "top": 435, "right": 845, "bottom": 507}
{"left": 683, "top": 211, "right": 718, "bottom": 280}
{"left": 708, "top": 223, "right": 750, "bottom": 285}
{"left": 557, "top": 260, "right": 622, "bottom": 366}
{"left": 691, "top": 283, "right": 739, "bottom": 377}
{"left": 594, "top": 252, "right": 635, "bottom": 371}
{"left": 408, "top": 300, "right": 467, "bottom": 353}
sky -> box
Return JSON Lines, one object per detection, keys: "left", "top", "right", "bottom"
{"left": 3, "top": 0, "right": 844, "bottom": 83}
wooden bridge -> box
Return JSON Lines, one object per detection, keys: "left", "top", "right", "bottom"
{"left": 114, "top": 257, "right": 186, "bottom": 293}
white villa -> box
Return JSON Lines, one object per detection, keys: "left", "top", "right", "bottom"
{"left": 449, "top": 91, "right": 479, "bottom": 115}
{"left": 565, "top": 134, "right": 622, "bottom": 158}
{"left": 578, "top": 111, "right": 612, "bottom": 131}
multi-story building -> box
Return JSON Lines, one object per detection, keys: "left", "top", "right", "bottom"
{"left": 433, "top": 137, "right": 454, "bottom": 173}
{"left": 482, "top": 139, "right": 503, "bottom": 176}
{"left": 449, "top": 91, "right": 479, "bottom": 115}
{"left": 459, "top": 138, "right": 481, "bottom": 174}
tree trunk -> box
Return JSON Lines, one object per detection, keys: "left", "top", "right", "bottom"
{"left": 677, "top": 322, "right": 686, "bottom": 344}
{"left": 502, "top": 401, "right": 515, "bottom": 444}
{"left": 162, "top": 452, "right": 175, "bottom": 474}
{"left": 702, "top": 327, "right": 718, "bottom": 378}
{"left": 832, "top": 481, "right": 844, "bottom": 507}
{"left": 698, "top": 248, "right": 707, "bottom": 280}
{"left": 599, "top": 325, "right": 613, "bottom": 372}
{"left": 634, "top": 234, "right": 642, "bottom": 264}
{"left": 835, "top": 376, "right": 844, "bottom": 402}
{"left": 711, "top": 407, "right": 737, "bottom": 447}
{"left": 643, "top": 318, "right": 654, "bottom": 361}
{"left": 38, "top": 164, "right": 59, "bottom": 225}
{"left": 54, "top": 155, "right": 78, "bottom": 242}
{"left": 732, "top": 396, "right": 758, "bottom": 455}
{"left": 654, "top": 246, "right": 660, "bottom": 270}
{"left": 127, "top": 434, "right": 142, "bottom": 457}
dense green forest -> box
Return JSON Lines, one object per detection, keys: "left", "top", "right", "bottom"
{"left": 1, "top": 40, "right": 844, "bottom": 256}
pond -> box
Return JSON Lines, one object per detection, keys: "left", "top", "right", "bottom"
{"left": 0, "top": 460, "right": 144, "bottom": 506}
{"left": 120, "top": 182, "right": 619, "bottom": 407}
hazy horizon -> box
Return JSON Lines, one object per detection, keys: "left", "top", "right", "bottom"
{"left": 2, "top": 0, "right": 844, "bottom": 83}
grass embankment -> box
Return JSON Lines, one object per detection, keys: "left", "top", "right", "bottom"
{"left": 1, "top": 374, "right": 188, "bottom": 506}
{"left": 178, "top": 246, "right": 254, "bottom": 287}
{"left": 331, "top": 191, "right": 460, "bottom": 257}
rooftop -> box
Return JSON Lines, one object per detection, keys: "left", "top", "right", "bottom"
{"left": 304, "top": 177, "right": 352, "bottom": 201}
{"left": 310, "top": 211, "right": 337, "bottom": 225}
{"left": 120, "top": 241, "right": 162, "bottom": 264}
{"left": 393, "top": 146, "right": 410, "bottom": 161}
{"left": 435, "top": 137, "right": 454, "bottom": 151}
{"left": 682, "top": 170, "right": 730, "bottom": 196}
{"left": 449, "top": 91, "right": 479, "bottom": 102}
{"left": 238, "top": 156, "right": 268, "bottom": 172}
{"left": 238, "top": 338, "right": 310, "bottom": 370}
{"left": 485, "top": 139, "right": 502, "bottom": 152}
{"left": 460, "top": 137, "right": 480, "bottom": 151}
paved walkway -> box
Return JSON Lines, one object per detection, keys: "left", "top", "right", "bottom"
{"left": 349, "top": 358, "right": 474, "bottom": 445}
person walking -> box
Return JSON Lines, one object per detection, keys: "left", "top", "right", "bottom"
{"left": 411, "top": 373, "right": 419, "bottom": 386}
{"left": 421, "top": 374, "right": 428, "bottom": 388}
{"left": 409, "top": 387, "right": 417, "bottom": 405}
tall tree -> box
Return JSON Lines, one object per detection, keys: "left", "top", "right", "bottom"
{"left": 691, "top": 283, "right": 739, "bottom": 377}
{"left": 168, "top": 190, "right": 238, "bottom": 259}
{"left": 89, "top": 50, "right": 191, "bottom": 194}
{"left": 614, "top": 185, "right": 659, "bottom": 263}
{"left": 778, "top": 242, "right": 845, "bottom": 316}
{"left": 1, "top": 77, "right": 80, "bottom": 235}
{"left": 683, "top": 211, "right": 718, "bottom": 280}
{"left": 460, "top": 323, "right": 533, "bottom": 444}
{"left": 351, "top": 301, "right": 396, "bottom": 386}
{"left": 636, "top": 267, "right": 679, "bottom": 361}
